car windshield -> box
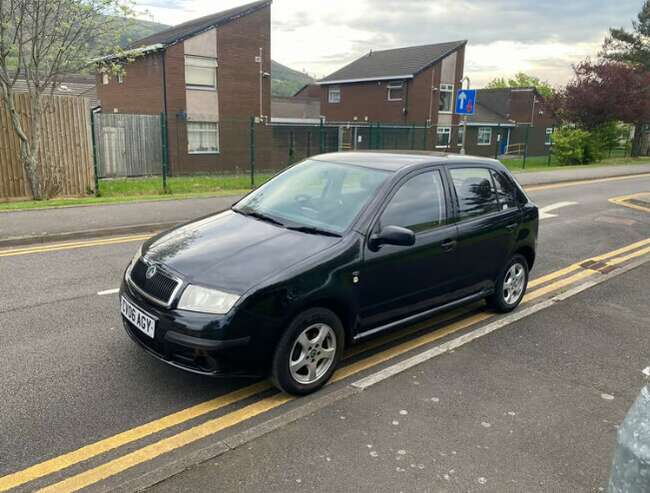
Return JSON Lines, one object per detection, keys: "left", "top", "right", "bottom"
{"left": 233, "top": 159, "right": 391, "bottom": 234}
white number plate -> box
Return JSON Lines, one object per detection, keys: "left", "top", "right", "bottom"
{"left": 121, "top": 296, "right": 156, "bottom": 338}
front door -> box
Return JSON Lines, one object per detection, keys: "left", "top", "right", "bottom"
{"left": 358, "top": 169, "right": 459, "bottom": 332}
{"left": 499, "top": 128, "right": 510, "bottom": 155}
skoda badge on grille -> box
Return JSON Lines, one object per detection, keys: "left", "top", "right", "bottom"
{"left": 145, "top": 265, "right": 157, "bottom": 280}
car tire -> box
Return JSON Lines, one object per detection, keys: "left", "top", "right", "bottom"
{"left": 271, "top": 308, "right": 344, "bottom": 395}
{"left": 487, "top": 254, "right": 529, "bottom": 313}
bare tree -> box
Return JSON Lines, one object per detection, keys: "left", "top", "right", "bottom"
{"left": 0, "top": 0, "right": 135, "bottom": 199}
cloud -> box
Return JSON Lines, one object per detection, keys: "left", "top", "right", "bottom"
{"left": 137, "top": 0, "right": 643, "bottom": 86}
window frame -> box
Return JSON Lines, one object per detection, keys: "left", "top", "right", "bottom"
{"left": 438, "top": 83, "right": 454, "bottom": 113}
{"left": 436, "top": 127, "right": 452, "bottom": 149}
{"left": 387, "top": 81, "right": 404, "bottom": 101}
{"left": 328, "top": 85, "right": 341, "bottom": 104}
{"left": 445, "top": 165, "right": 502, "bottom": 222}
{"left": 545, "top": 127, "right": 553, "bottom": 146}
{"left": 457, "top": 126, "right": 465, "bottom": 147}
{"left": 367, "top": 167, "right": 452, "bottom": 243}
{"left": 477, "top": 127, "right": 492, "bottom": 146}
{"left": 185, "top": 55, "right": 218, "bottom": 90}
{"left": 490, "top": 169, "right": 519, "bottom": 211}
{"left": 187, "top": 121, "right": 220, "bottom": 155}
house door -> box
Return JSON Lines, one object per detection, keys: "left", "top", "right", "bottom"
{"left": 499, "top": 128, "right": 510, "bottom": 155}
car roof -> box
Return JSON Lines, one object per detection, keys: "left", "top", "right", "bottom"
{"left": 310, "top": 151, "right": 502, "bottom": 172}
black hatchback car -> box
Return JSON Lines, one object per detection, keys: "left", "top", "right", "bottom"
{"left": 120, "top": 152, "right": 538, "bottom": 395}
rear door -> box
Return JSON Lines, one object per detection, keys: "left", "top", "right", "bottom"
{"left": 358, "top": 168, "right": 459, "bottom": 332}
{"left": 446, "top": 165, "right": 521, "bottom": 294}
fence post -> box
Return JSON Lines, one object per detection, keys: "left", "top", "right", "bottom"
{"left": 319, "top": 117, "right": 325, "bottom": 154}
{"left": 494, "top": 123, "right": 501, "bottom": 159}
{"left": 522, "top": 125, "right": 530, "bottom": 169}
{"left": 160, "top": 112, "right": 169, "bottom": 193}
{"left": 410, "top": 124, "right": 415, "bottom": 150}
{"left": 250, "top": 116, "right": 256, "bottom": 187}
{"left": 423, "top": 122, "right": 428, "bottom": 150}
{"left": 306, "top": 131, "right": 312, "bottom": 157}
{"left": 90, "top": 111, "right": 100, "bottom": 197}
{"left": 289, "top": 130, "right": 295, "bottom": 164}
{"left": 547, "top": 147, "right": 553, "bottom": 166}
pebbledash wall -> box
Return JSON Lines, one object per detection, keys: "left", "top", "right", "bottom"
{"left": 97, "top": 4, "right": 271, "bottom": 175}
{"left": 319, "top": 45, "right": 466, "bottom": 147}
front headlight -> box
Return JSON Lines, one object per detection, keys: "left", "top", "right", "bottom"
{"left": 177, "top": 285, "right": 240, "bottom": 315}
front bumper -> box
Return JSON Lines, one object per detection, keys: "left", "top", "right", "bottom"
{"left": 120, "top": 280, "right": 261, "bottom": 377}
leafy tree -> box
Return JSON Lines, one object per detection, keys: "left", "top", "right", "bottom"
{"left": 0, "top": 0, "right": 137, "bottom": 199}
{"left": 600, "top": 0, "right": 650, "bottom": 155}
{"left": 554, "top": 61, "right": 650, "bottom": 156}
{"left": 485, "top": 72, "right": 555, "bottom": 98}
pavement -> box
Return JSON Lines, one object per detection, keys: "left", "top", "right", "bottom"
{"left": 1, "top": 163, "right": 649, "bottom": 247}
{"left": 151, "top": 262, "right": 650, "bottom": 493}
{"left": 1, "top": 174, "right": 649, "bottom": 492}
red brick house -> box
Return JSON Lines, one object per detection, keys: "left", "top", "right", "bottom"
{"left": 317, "top": 41, "right": 466, "bottom": 148}
{"left": 96, "top": 0, "right": 271, "bottom": 174}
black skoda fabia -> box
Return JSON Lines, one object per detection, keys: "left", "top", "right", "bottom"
{"left": 120, "top": 152, "right": 538, "bottom": 395}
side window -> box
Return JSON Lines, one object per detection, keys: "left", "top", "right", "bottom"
{"left": 379, "top": 171, "right": 446, "bottom": 234}
{"left": 491, "top": 170, "right": 518, "bottom": 210}
{"left": 449, "top": 167, "right": 499, "bottom": 219}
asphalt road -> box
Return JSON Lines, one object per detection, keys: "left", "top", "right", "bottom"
{"left": 1, "top": 174, "right": 649, "bottom": 491}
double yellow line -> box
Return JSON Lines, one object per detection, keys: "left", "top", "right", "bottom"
{"left": 1, "top": 237, "right": 649, "bottom": 493}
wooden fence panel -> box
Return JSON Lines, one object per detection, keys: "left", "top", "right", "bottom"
{"left": 0, "top": 94, "right": 94, "bottom": 200}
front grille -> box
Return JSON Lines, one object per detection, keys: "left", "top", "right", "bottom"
{"left": 130, "top": 258, "right": 180, "bottom": 305}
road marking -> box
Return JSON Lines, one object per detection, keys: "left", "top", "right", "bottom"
{"left": 0, "top": 235, "right": 150, "bottom": 258}
{"left": 5, "top": 239, "right": 650, "bottom": 491}
{"left": 525, "top": 172, "right": 650, "bottom": 192}
{"left": 97, "top": 288, "right": 119, "bottom": 296}
{"left": 0, "top": 382, "right": 272, "bottom": 492}
{"left": 538, "top": 201, "right": 578, "bottom": 220}
{"left": 609, "top": 192, "right": 650, "bottom": 213}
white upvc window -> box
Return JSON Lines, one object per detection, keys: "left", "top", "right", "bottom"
{"left": 439, "top": 83, "right": 454, "bottom": 113}
{"left": 387, "top": 81, "right": 404, "bottom": 101}
{"left": 545, "top": 127, "right": 553, "bottom": 145}
{"left": 436, "top": 127, "right": 451, "bottom": 148}
{"left": 328, "top": 86, "right": 341, "bottom": 103}
{"left": 457, "top": 126, "right": 465, "bottom": 146}
{"left": 478, "top": 127, "right": 492, "bottom": 146}
{"left": 185, "top": 55, "right": 218, "bottom": 89}
{"left": 187, "top": 122, "right": 219, "bottom": 154}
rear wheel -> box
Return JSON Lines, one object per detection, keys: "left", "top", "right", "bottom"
{"left": 487, "top": 254, "right": 529, "bottom": 313}
{"left": 271, "top": 308, "right": 344, "bottom": 395}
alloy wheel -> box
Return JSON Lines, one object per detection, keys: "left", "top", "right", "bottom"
{"left": 289, "top": 323, "right": 337, "bottom": 384}
{"left": 503, "top": 262, "right": 526, "bottom": 305}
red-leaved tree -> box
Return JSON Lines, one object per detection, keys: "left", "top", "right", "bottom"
{"left": 552, "top": 61, "right": 650, "bottom": 155}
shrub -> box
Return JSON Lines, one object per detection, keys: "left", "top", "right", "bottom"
{"left": 552, "top": 127, "right": 590, "bottom": 165}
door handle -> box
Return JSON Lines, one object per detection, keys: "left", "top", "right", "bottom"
{"left": 441, "top": 239, "right": 457, "bottom": 252}
{"left": 505, "top": 223, "right": 519, "bottom": 231}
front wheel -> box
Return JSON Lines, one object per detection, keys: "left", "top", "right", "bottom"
{"left": 271, "top": 308, "right": 344, "bottom": 395}
{"left": 487, "top": 254, "right": 529, "bottom": 313}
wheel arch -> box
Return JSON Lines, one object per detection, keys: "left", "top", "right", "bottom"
{"left": 514, "top": 245, "right": 535, "bottom": 270}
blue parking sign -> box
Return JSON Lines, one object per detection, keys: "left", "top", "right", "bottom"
{"left": 456, "top": 89, "right": 477, "bottom": 115}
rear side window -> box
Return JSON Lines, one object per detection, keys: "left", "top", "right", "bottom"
{"left": 379, "top": 170, "right": 446, "bottom": 233}
{"left": 449, "top": 167, "right": 499, "bottom": 219}
{"left": 491, "top": 170, "right": 518, "bottom": 210}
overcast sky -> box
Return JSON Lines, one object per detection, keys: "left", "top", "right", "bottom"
{"left": 137, "top": 0, "right": 643, "bottom": 88}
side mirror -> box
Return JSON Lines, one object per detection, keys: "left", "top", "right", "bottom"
{"left": 369, "top": 225, "right": 415, "bottom": 250}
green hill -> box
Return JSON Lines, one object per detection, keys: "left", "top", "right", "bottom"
{"left": 271, "top": 60, "right": 314, "bottom": 97}
{"left": 122, "top": 20, "right": 314, "bottom": 97}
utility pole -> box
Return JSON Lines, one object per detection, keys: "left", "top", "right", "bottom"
{"left": 460, "top": 76, "right": 470, "bottom": 155}
{"left": 257, "top": 47, "right": 264, "bottom": 119}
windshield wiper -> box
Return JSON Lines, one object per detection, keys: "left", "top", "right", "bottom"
{"left": 285, "top": 225, "right": 341, "bottom": 237}
{"left": 232, "top": 208, "right": 285, "bottom": 227}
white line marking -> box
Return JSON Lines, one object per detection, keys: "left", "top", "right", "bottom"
{"left": 97, "top": 288, "right": 119, "bottom": 296}
{"left": 352, "top": 254, "right": 649, "bottom": 390}
{"left": 539, "top": 201, "right": 578, "bottom": 220}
